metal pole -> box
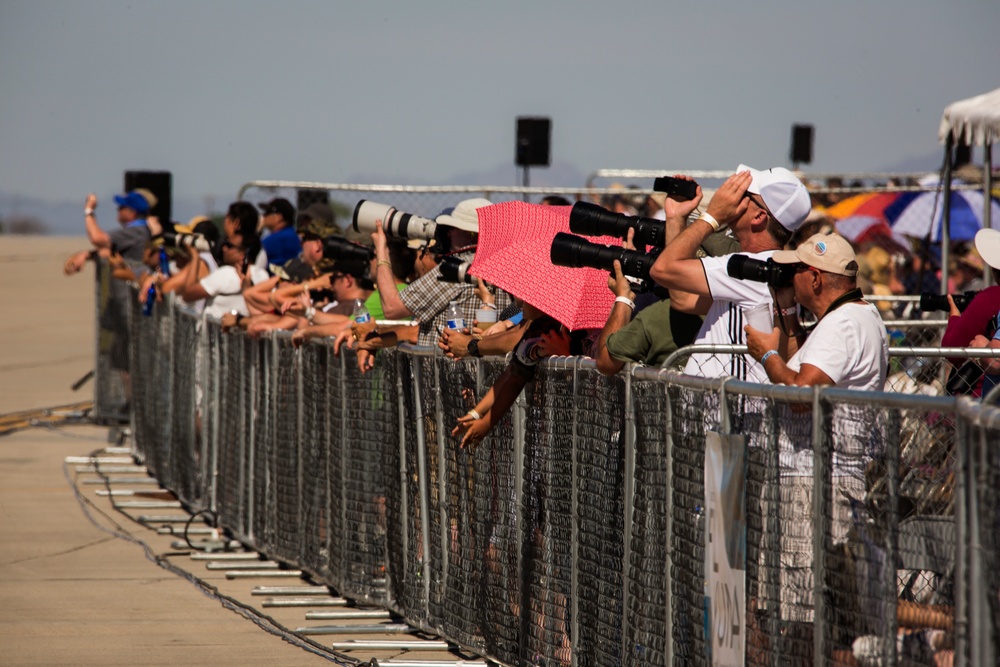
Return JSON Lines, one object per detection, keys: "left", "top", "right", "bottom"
{"left": 983, "top": 143, "right": 995, "bottom": 286}
{"left": 412, "top": 360, "right": 432, "bottom": 614}
{"left": 884, "top": 407, "right": 901, "bottom": 662}
{"left": 570, "top": 359, "right": 580, "bottom": 667}
{"left": 339, "top": 350, "right": 349, "bottom": 586}
{"left": 662, "top": 376, "right": 674, "bottom": 666}
{"left": 245, "top": 333, "right": 256, "bottom": 542}
{"left": 433, "top": 359, "right": 448, "bottom": 610}
{"left": 941, "top": 135, "right": 954, "bottom": 296}
{"left": 812, "top": 387, "right": 831, "bottom": 664}
{"left": 954, "top": 399, "right": 968, "bottom": 667}
{"left": 621, "top": 372, "right": 636, "bottom": 666}
{"left": 295, "top": 342, "right": 305, "bottom": 558}
{"left": 396, "top": 352, "right": 409, "bottom": 602}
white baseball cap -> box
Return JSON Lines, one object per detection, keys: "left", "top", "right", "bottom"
{"left": 737, "top": 164, "right": 811, "bottom": 232}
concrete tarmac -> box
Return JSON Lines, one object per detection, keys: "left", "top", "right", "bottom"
{"left": 0, "top": 237, "right": 461, "bottom": 666}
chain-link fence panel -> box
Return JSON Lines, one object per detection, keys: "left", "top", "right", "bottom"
{"left": 168, "top": 309, "right": 206, "bottom": 509}
{"left": 299, "top": 340, "right": 333, "bottom": 582}
{"left": 625, "top": 373, "right": 670, "bottom": 667}
{"left": 336, "top": 345, "right": 394, "bottom": 603}
{"left": 121, "top": 296, "right": 1000, "bottom": 667}
{"left": 93, "top": 260, "right": 130, "bottom": 423}
{"left": 269, "top": 336, "right": 303, "bottom": 564}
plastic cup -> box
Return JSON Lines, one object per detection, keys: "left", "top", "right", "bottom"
{"left": 743, "top": 303, "right": 773, "bottom": 333}
{"left": 476, "top": 308, "right": 498, "bottom": 324}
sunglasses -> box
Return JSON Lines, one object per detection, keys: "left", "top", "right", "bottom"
{"left": 744, "top": 192, "right": 768, "bottom": 212}
{"left": 222, "top": 240, "right": 245, "bottom": 251}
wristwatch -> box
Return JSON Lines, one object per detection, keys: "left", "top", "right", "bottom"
{"left": 467, "top": 338, "right": 482, "bottom": 358}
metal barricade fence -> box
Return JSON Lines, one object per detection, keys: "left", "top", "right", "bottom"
{"left": 125, "top": 295, "right": 999, "bottom": 667}
{"left": 93, "top": 259, "right": 132, "bottom": 423}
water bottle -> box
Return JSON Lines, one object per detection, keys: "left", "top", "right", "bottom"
{"left": 142, "top": 281, "right": 156, "bottom": 317}
{"left": 445, "top": 300, "right": 465, "bottom": 330}
{"left": 353, "top": 298, "right": 371, "bottom": 324}
{"left": 157, "top": 247, "right": 171, "bottom": 277}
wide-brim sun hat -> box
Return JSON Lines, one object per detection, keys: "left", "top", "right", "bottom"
{"left": 435, "top": 198, "right": 492, "bottom": 233}
{"left": 974, "top": 228, "right": 1000, "bottom": 271}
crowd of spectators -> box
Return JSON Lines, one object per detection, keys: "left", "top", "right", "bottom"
{"left": 67, "top": 167, "right": 998, "bottom": 666}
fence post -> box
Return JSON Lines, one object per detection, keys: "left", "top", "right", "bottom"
{"left": 812, "top": 388, "right": 832, "bottom": 664}
{"left": 395, "top": 351, "right": 409, "bottom": 605}
{"left": 621, "top": 371, "right": 636, "bottom": 665}
{"left": 433, "top": 359, "right": 448, "bottom": 609}
{"left": 662, "top": 375, "right": 674, "bottom": 666}
{"left": 955, "top": 402, "right": 969, "bottom": 667}
{"left": 295, "top": 341, "right": 305, "bottom": 557}
{"left": 411, "top": 359, "right": 432, "bottom": 616}
{"left": 244, "top": 333, "right": 255, "bottom": 542}
{"left": 570, "top": 358, "right": 581, "bottom": 667}
{"left": 339, "top": 348, "right": 349, "bottom": 584}
{"left": 884, "top": 406, "right": 901, "bottom": 660}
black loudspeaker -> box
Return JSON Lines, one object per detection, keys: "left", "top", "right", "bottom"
{"left": 790, "top": 124, "right": 814, "bottom": 165}
{"left": 124, "top": 170, "right": 172, "bottom": 223}
{"left": 516, "top": 117, "right": 551, "bottom": 167}
{"left": 296, "top": 188, "right": 329, "bottom": 214}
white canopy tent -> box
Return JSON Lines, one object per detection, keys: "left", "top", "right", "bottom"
{"left": 937, "top": 87, "right": 1000, "bottom": 289}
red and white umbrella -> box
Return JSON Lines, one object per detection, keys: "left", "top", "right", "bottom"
{"left": 469, "top": 201, "right": 622, "bottom": 331}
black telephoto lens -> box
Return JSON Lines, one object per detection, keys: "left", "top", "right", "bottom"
{"left": 726, "top": 255, "right": 796, "bottom": 289}
{"left": 568, "top": 201, "right": 665, "bottom": 248}
{"left": 920, "top": 291, "right": 978, "bottom": 313}
{"left": 323, "top": 236, "right": 374, "bottom": 264}
{"left": 550, "top": 232, "right": 656, "bottom": 282}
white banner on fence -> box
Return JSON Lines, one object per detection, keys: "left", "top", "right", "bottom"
{"left": 705, "top": 431, "right": 748, "bottom": 667}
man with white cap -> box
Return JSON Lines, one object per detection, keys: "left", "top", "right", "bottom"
{"left": 650, "top": 166, "right": 812, "bottom": 382}
{"left": 371, "top": 198, "right": 510, "bottom": 346}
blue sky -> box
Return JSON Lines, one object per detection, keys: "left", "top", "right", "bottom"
{"left": 1, "top": 0, "right": 998, "bottom": 226}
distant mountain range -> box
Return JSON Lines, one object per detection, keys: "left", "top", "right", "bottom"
{"left": 0, "top": 155, "right": 945, "bottom": 236}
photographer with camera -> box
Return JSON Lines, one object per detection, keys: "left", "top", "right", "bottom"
{"left": 742, "top": 233, "right": 888, "bottom": 389}
{"left": 940, "top": 228, "right": 1000, "bottom": 398}
{"left": 649, "top": 166, "right": 811, "bottom": 382}
{"left": 173, "top": 202, "right": 267, "bottom": 318}
{"left": 370, "top": 198, "right": 510, "bottom": 347}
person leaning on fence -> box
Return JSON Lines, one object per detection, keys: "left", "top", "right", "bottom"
{"left": 648, "top": 166, "right": 810, "bottom": 382}
{"left": 942, "top": 227, "right": 1000, "bottom": 400}
{"left": 370, "top": 198, "right": 510, "bottom": 347}
{"left": 258, "top": 197, "right": 301, "bottom": 267}
{"left": 63, "top": 189, "right": 157, "bottom": 409}
{"left": 594, "top": 224, "right": 740, "bottom": 375}
{"left": 743, "top": 232, "right": 889, "bottom": 660}
{"left": 173, "top": 202, "right": 268, "bottom": 318}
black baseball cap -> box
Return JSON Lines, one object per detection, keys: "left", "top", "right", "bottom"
{"left": 258, "top": 198, "right": 295, "bottom": 223}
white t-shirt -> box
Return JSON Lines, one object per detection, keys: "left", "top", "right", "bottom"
{"left": 787, "top": 301, "right": 888, "bottom": 390}
{"left": 782, "top": 300, "right": 889, "bottom": 478}
{"left": 684, "top": 251, "right": 775, "bottom": 383}
{"left": 200, "top": 264, "right": 270, "bottom": 319}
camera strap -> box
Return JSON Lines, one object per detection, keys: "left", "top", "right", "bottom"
{"left": 821, "top": 287, "right": 865, "bottom": 319}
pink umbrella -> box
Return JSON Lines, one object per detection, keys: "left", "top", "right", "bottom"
{"left": 470, "top": 202, "right": 622, "bottom": 330}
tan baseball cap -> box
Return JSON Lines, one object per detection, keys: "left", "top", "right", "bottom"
{"left": 772, "top": 233, "right": 859, "bottom": 276}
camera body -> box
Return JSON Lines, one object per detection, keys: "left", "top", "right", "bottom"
{"left": 550, "top": 232, "right": 657, "bottom": 289}
{"left": 919, "top": 291, "right": 978, "bottom": 313}
{"left": 161, "top": 230, "right": 212, "bottom": 253}
{"left": 437, "top": 255, "right": 474, "bottom": 284}
{"left": 352, "top": 200, "right": 437, "bottom": 242}
{"left": 569, "top": 201, "right": 665, "bottom": 248}
{"left": 652, "top": 176, "right": 698, "bottom": 202}
{"left": 726, "top": 254, "right": 796, "bottom": 289}
{"left": 323, "top": 235, "right": 374, "bottom": 264}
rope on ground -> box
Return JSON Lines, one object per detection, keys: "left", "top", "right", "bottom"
{"left": 0, "top": 402, "right": 94, "bottom": 437}
{"left": 62, "top": 445, "right": 359, "bottom": 665}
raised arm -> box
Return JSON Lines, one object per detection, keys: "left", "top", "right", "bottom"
{"left": 372, "top": 221, "right": 415, "bottom": 320}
